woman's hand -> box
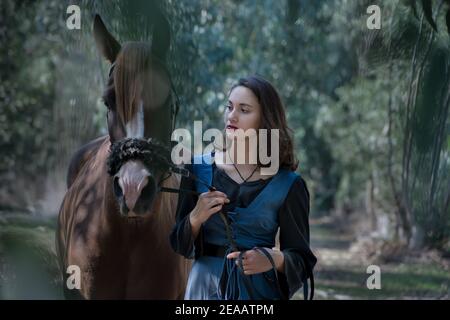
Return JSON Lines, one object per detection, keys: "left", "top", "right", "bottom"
{"left": 189, "top": 191, "right": 230, "bottom": 226}
{"left": 226, "top": 248, "right": 285, "bottom": 275}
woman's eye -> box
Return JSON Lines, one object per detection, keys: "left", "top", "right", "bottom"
{"left": 241, "top": 108, "right": 249, "bottom": 113}
{"left": 225, "top": 104, "right": 232, "bottom": 111}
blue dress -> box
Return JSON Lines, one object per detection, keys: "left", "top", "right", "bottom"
{"left": 170, "top": 152, "right": 317, "bottom": 300}
{"left": 183, "top": 153, "right": 299, "bottom": 300}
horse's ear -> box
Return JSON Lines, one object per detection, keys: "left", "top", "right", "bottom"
{"left": 151, "top": 11, "right": 171, "bottom": 62}
{"left": 93, "top": 14, "right": 121, "bottom": 63}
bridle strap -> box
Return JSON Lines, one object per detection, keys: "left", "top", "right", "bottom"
{"left": 218, "top": 211, "right": 238, "bottom": 252}
{"left": 158, "top": 186, "right": 199, "bottom": 195}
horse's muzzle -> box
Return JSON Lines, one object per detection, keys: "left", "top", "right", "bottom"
{"left": 114, "top": 160, "right": 157, "bottom": 216}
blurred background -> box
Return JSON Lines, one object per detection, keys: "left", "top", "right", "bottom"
{"left": 0, "top": 0, "right": 449, "bottom": 299}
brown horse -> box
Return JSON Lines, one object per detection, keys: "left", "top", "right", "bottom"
{"left": 56, "top": 15, "right": 191, "bottom": 299}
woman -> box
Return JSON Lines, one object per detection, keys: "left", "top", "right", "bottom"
{"left": 170, "top": 75, "right": 316, "bottom": 300}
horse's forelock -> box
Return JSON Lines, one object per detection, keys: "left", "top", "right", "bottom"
{"left": 114, "top": 42, "right": 153, "bottom": 126}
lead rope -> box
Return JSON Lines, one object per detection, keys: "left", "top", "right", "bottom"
{"left": 252, "top": 247, "right": 287, "bottom": 300}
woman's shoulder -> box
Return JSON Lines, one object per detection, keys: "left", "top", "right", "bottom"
{"left": 281, "top": 172, "right": 309, "bottom": 204}
{"left": 277, "top": 175, "right": 310, "bottom": 225}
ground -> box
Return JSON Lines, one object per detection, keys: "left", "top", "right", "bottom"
{"left": 291, "top": 216, "right": 450, "bottom": 300}
{"left": 1, "top": 211, "right": 449, "bottom": 299}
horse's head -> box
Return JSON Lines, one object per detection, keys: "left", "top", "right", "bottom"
{"left": 93, "top": 14, "right": 173, "bottom": 217}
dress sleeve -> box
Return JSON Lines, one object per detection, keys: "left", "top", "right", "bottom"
{"left": 277, "top": 176, "right": 317, "bottom": 299}
{"left": 169, "top": 163, "right": 204, "bottom": 259}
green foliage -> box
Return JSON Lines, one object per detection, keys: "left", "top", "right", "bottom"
{"left": 0, "top": 214, "right": 62, "bottom": 299}
{"left": 0, "top": 0, "right": 449, "bottom": 248}
{"left": 0, "top": 1, "right": 67, "bottom": 206}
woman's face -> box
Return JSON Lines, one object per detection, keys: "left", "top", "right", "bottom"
{"left": 224, "top": 86, "right": 262, "bottom": 139}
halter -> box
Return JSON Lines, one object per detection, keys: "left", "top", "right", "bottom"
{"left": 106, "top": 137, "right": 213, "bottom": 197}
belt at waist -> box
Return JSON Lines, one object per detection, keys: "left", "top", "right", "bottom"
{"left": 202, "top": 242, "right": 247, "bottom": 258}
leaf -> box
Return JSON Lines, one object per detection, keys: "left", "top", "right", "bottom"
{"left": 421, "top": 0, "right": 438, "bottom": 31}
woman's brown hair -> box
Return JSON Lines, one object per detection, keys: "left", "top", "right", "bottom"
{"left": 224, "top": 75, "right": 298, "bottom": 171}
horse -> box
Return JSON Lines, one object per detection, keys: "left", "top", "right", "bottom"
{"left": 56, "top": 14, "right": 191, "bottom": 299}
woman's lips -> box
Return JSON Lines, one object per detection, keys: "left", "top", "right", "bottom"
{"left": 226, "top": 125, "right": 238, "bottom": 130}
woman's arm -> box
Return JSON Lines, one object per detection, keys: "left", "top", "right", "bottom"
{"left": 169, "top": 163, "right": 229, "bottom": 259}
{"left": 278, "top": 176, "right": 317, "bottom": 299}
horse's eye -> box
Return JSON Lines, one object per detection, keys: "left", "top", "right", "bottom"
{"left": 103, "top": 98, "right": 114, "bottom": 111}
